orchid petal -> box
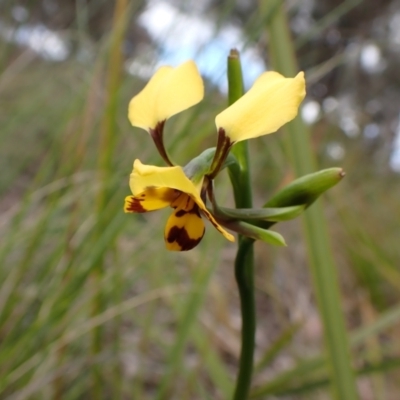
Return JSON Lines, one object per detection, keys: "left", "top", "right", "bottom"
{"left": 215, "top": 71, "right": 306, "bottom": 143}
{"left": 128, "top": 61, "right": 204, "bottom": 132}
{"left": 124, "top": 188, "right": 179, "bottom": 213}
{"left": 164, "top": 194, "right": 205, "bottom": 251}
{"left": 130, "top": 159, "right": 204, "bottom": 199}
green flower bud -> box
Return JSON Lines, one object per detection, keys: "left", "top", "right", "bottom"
{"left": 265, "top": 168, "right": 345, "bottom": 208}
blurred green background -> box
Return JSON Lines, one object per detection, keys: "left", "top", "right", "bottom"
{"left": 1, "top": 0, "right": 400, "bottom": 399}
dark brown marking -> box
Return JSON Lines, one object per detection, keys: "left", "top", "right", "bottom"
{"left": 175, "top": 205, "right": 202, "bottom": 218}
{"left": 208, "top": 128, "right": 234, "bottom": 179}
{"left": 201, "top": 209, "right": 227, "bottom": 235}
{"left": 175, "top": 209, "right": 188, "bottom": 217}
{"left": 125, "top": 197, "right": 146, "bottom": 213}
{"left": 149, "top": 120, "right": 174, "bottom": 166}
{"left": 203, "top": 211, "right": 219, "bottom": 229}
{"left": 166, "top": 226, "right": 205, "bottom": 251}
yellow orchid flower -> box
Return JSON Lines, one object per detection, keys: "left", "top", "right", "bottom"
{"left": 124, "top": 159, "right": 234, "bottom": 251}
{"left": 126, "top": 60, "right": 306, "bottom": 250}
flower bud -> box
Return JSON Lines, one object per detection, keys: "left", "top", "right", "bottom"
{"left": 265, "top": 168, "right": 345, "bottom": 208}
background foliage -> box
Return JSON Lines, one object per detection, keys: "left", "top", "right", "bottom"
{"left": 1, "top": 0, "right": 400, "bottom": 399}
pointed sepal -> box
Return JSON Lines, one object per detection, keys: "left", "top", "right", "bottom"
{"left": 223, "top": 220, "right": 286, "bottom": 246}
{"left": 214, "top": 205, "right": 305, "bottom": 222}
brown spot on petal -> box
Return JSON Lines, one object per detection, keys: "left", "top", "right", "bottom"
{"left": 166, "top": 226, "right": 205, "bottom": 251}
{"left": 124, "top": 196, "right": 146, "bottom": 213}
{"left": 175, "top": 209, "right": 187, "bottom": 217}
{"left": 175, "top": 206, "right": 202, "bottom": 218}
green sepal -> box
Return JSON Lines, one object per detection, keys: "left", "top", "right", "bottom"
{"left": 184, "top": 148, "right": 238, "bottom": 184}
{"left": 215, "top": 205, "right": 305, "bottom": 222}
{"left": 265, "top": 168, "right": 345, "bottom": 208}
{"left": 223, "top": 220, "right": 286, "bottom": 247}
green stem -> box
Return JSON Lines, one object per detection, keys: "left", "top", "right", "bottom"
{"left": 226, "top": 49, "right": 256, "bottom": 400}
{"left": 227, "top": 51, "right": 252, "bottom": 209}
{"left": 233, "top": 237, "right": 255, "bottom": 400}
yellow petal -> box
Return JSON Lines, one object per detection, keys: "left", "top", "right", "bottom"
{"left": 215, "top": 71, "right": 306, "bottom": 143}
{"left": 128, "top": 61, "right": 204, "bottom": 131}
{"left": 124, "top": 187, "right": 179, "bottom": 213}
{"left": 155, "top": 61, "right": 204, "bottom": 122}
{"left": 128, "top": 66, "right": 172, "bottom": 131}
{"left": 200, "top": 208, "right": 235, "bottom": 242}
{"left": 164, "top": 194, "right": 205, "bottom": 251}
{"left": 130, "top": 159, "right": 204, "bottom": 199}
{"left": 130, "top": 160, "right": 235, "bottom": 242}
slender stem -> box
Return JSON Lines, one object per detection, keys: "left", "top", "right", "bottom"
{"left": 227, "top": 51, "right": 252, "bottom": 209}
{"left": 226, "top": 49, "right": 256, "bottom": 400}
{"left": 233, "top": 237, "right": 255, "bottom": 400}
